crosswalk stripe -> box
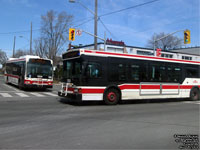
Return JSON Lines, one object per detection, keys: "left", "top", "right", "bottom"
{"left": 15, "top": 93, "right": 29, "bottom": 97}
{"left": 43, "top": 92, "right": 58, "bottom": 97}
{"left": 0, "top": 93, "right": 12, "bottom": 97}
{"left": 29, "top": 92, "right": 45, "bottom": 97}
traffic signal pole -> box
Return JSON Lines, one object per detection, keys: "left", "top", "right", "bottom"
{"left": 68, "top": 28, "right": 106, "bottom": 51}
{"left": 153, "top": 29, "right": 186, "bottom": 56}
{"left": 69, "top": 0, "right": 98, "bottom": 50}
{"left": 94, "top": 0, "right": 98, "bottom": 50}
{"left": 82, "top": 29, "right": 106, "bottom": 51}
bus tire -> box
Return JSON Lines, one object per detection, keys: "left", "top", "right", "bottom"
{"left": 104, "top": 88, "right": 119, "bottom": 105}
{"left": 190, "top": 88, "right": 200, "bottom": 101}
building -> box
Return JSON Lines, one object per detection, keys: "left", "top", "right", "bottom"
{"left": 170, "top": 47, "right": 200, "bottom": 56}
{"left": 75, "top": 39, "right": 200, "bottom": 61}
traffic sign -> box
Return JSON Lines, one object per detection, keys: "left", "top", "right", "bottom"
{"left": 76, "top": 29, "right": 82, "bottom": 36}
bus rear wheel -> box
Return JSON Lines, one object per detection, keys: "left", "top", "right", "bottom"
{"left": 104, "top": 88, "right": 119, "bottom": 105}
{"left": 190, "top": 88, "right": 200, "bottom": 101}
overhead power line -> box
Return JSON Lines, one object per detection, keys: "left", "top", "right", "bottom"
{"left": 99, "top": 0, "right": 160, "bottom": 18}
{"left": 74, "top": 18, "right": 94, "bottom": 27}
{"left": 0, "top": 17, "right": 94, "bottom": 35}
{"left": 99, "top": 19, "right": 118, "bottom": 40}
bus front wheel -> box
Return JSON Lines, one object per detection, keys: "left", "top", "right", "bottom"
{"left": 190, "top": 88, "right": 200, "bottom": 101}
{"left": 104, "top": 88, "right": 119, "bottom": 105}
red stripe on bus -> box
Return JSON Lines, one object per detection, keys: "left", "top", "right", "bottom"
{"left": 141, "top": 85, "right": 160, "bottom": 89}
{"left": 180, "top": 85, "right": 194, "bottom": 89}
{"left": 119, "top": 85, "right": 140, "bottom": 90}
{"left": 84, "top": 50, "right": 200, "bottom": 64}
{"left": 4, "top": 74, "right": 19, "bottom": 79}
{"left": 24, "top": 80, "right": 53, "bottom": 85}
{"left": 162, "top": 85, "right": 179, "bottom": 89}
{"left": 81, "top": 89, "right": 105, "bottom": 94}
{"left": 119, "top": 84, "right": 199, "bottom": 90}
{"left": 64, "top": 84, "right": 200, "bottom": 94}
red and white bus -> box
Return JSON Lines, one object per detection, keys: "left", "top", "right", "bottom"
{"left": 58, "top": 49, "right": 200, "bottom": 104}
{"left": 5, "top": 55, "right": 53, "bottom": 89}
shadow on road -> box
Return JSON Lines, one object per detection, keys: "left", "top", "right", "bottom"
{"left": 59, "top": 97, "right": 189, "bottom": 106}
{"left": 59, "top": 98, "right": 104, "bottom": 106}
{"left": 6, "top": 83, "right": 52, "bottom": 92}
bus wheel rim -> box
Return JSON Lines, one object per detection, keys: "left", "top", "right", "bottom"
{"left": 107, "top": 92, "right": 116, "bottom": 102}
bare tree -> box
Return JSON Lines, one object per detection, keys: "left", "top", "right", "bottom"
{"left": 34, "top": 37, "right": 48, "bottom": 58}
{"left": 0, "top": 49, "right": 8, "bottom": 65}
{"left": 14, "top": 49, "right": 29, "bottom": 58}
{"left": 35, "top": 10, "right": 73, "bottom": 64}
{"left": 146, "top": 32, "right": 183, "bottom": 51}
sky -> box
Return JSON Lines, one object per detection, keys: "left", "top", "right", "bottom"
{"left": 0, "top": 0, "right": 199, "bottom": 58}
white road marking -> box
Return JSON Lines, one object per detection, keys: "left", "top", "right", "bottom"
{"left": 0, "top": 93, "right": 12, "bottom": 97}
{"left": 15, "top": 93, "right": 29, "bottom": 97}
{"left": 30, "top": 92, "right": 45, "bottom": 97}
{"left": 43, "top": 92, "right": 58, "bottom": 97}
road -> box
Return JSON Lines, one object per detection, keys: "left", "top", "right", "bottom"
{"left": 0, "top": 75, "right": 199, "bottom": 149}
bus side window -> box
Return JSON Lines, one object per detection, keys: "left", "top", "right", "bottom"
{"left": 185, "top": 67, "right": 198, "bottom": 78}
{"left": 118, "top": 64, "right": 126, "bottom": 81}
{"left": 130, "top": 64, "right": 140, "bottom": 82}
{"left": 159, "top": 66, "right": 166, "bottom": 82}
{"left": 150, "top": 65, "right": 159, "bottom": 82}
{"left": 167, "top": 66, "right": 173, "bottom": 82}
{"left": 168, "top": 66, "right": 181, "bottom": 82}
{"left": 86, "top": 62, "right": 102, "bottom": 78}
{"left": 173, "top": 67, "right": 181, "bottom": 82}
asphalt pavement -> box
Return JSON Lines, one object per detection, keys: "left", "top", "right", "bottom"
{"left": 0, "top": 75, "right": 199, "bottom": 149}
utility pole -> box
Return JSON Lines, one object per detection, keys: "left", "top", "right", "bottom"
{"left": 94, "top": 0, "right": 98, "bottom": 50}
{"left": 30, "top": 22, "right": 32, "bottom": 55}
{"left": 13, "top": 36, "right": 16, "bottom": 58}
{"left": 69, "top": 0, "right": 98, "bottom": 49}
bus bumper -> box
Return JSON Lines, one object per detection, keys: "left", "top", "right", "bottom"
{"left": 58, "top": 91, "right": 82, "bottom": 101}
{"left": 24, "top": 84, "right": 53, "bottom": 89}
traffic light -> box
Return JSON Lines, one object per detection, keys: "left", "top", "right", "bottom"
{"left": 184, "top": 30, "right": 190, "bottom": 44}
{"left": 69, "top": 28, "right": 75, "bottom": 41}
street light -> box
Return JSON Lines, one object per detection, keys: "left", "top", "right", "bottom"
{"left": 13, "top": 36, "right": 16, "bottom": 57}
{"left": 19, "top": 36, "right": 29, "bottom": 42}
{"left": 19, "top": 35, "right": 32, "bottom": 55}
{"left": 69, "top": 0, "right": 98, "bottom": 50}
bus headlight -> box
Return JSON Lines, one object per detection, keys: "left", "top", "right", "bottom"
{"left": 74, "top": 88, "right": 78, "bottom": 93}
{"left": 25, "top": 81, "right": 31, "bottom": 84}
{"left": 74, "top": 88, "right": 82, "bottom": 94}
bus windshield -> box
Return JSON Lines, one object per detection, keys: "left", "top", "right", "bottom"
{"left": 27, "top": 59, "right": 52, "bottom": 78}
{"left": 63, "top": 59, "right": 82, "bottom": 81}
